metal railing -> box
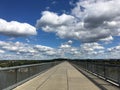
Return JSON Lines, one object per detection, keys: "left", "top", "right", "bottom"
{"left": 0, "top": 61, "right": 60, "bottom": 90}
{"left": 71, "top": 60, "right": 120, "bottom": 87}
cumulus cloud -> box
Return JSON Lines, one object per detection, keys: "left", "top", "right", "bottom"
{"left": 0, "top": 50, "right": 5, "bottom": 53}
{"left": 0, "top": 18, "right": 37, "bottom": 36}
{"left": 80, "top": 42, "right": 104, "bottom": 51}
{"left": 34, "top": 45, "right": 58, "bottom": 56}
{"left": 36, "top": 0, "right": 120, "bottom": 43}
{"left": 78, "top": 42, "right": 107, "bottom": 59}
{"left": 67, "top": 40, "right": 73, "bottom": 44}
{"left": 0, "top": 41, "right": 63, "bottom": 60}
{"left": 59, "top": 41, "right": 81, "bottom": 58}
{"left": 0, "top": 41, "right": 37, "bottom": 54}
{"left": 106, "top": 45, "right": 120, "bottom": 58}
{"left": 100, "top": 35, "right": 113, "bottom": 42}
{"left": 1, "top": 40, "right": 120, "bottom": 59}
{"left": 58, "top": 41, "right": 107, "bottom": 59}
{"left": 72, "top": 0, "right": 120, "bottom": 41}
{"left": 36, "top": 11, "right": 75, "bottom": 31}
{"left": 108, "top": 45, "right": 120, "bottom": 52}
{"left": 60, "top": 44, "right": 71, "bottom": 49}
{"left": 36, "top": 11, "right": 77, "bottom": 38}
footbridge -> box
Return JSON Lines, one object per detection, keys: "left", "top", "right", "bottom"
{"left": 0, "top": 60, "right": 119, "bottom": 90}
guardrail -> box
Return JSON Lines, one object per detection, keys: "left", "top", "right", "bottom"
{"left": 0, "top": 61, "right": 60, "bottom": 90}
{"left": 71, "top": 60, "right": 120, "bottom": 87}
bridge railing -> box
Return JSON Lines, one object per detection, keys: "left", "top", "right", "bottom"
{"left": 71, "top": 60, "right": 120, "bottom": 87}
{"left": 0, "top": 61, "right": 60, "bottom": 90}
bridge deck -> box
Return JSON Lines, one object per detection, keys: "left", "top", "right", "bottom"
{"left": 13, "top": 62, "right": 100, "bottom": 90}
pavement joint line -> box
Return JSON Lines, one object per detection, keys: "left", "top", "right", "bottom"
{"left": 36, "top": 65, "right": 60, "bottom": 90}
{"left": 13, "top": 62, "right": 103, "bottom": 90}
{"left": 66, "top": 67, "right": 69, "bottom": 90}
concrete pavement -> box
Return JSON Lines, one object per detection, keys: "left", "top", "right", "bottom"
{"left": 13, "top": 62, "right": 100, "bottom": 90}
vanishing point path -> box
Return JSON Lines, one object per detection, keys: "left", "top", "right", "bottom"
{"left": 13, "top": 62, "right": 101, "bottom": 90}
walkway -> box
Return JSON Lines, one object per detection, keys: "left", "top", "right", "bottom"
{"left": 13, "top": 62, "right": 100, "bottom": 90}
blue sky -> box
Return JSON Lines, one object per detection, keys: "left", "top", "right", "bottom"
{"left": 0, "top": 0, "right": 120, "bottom": 60}
{"left": 0, "top": 0, "right": 78, "bottom": 45}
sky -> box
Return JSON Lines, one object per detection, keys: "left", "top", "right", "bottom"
{"left": 0, "top": 0, "right": 120, "bottom": 60}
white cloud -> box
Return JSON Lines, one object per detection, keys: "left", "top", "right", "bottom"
{"left": 0, "top": 41, "right": 62, "bottom": 60}
{"left": 0, "top": 18, "right": 37, "bottom": 36}
{"left": 58, "top": 42, "right": 106, "bottom": 59}
{"left": 60, "top": 44, "right": 71, "bottom": 49}
{"left": 79, "top": 42, "right": 105, "bottom": 58}
{"left": 0, "top": 41, "right": 36, "bottom": 54}
{"left": 71, "top": 0, "right": 120, "bottom": 41}
{"left": 36, "top": 11, "right": 75, "bottom": 33}
{"left": 100, "top": 35, "right": 113, "bottom": 42}
{"left": 0, "top": 50, "right": 5, "bottom": 53}
{"left": 108, "top": 45, "right": 120, "bottom": 52}
{"left": 58, "top": 41, "right": 81, "bottom": 58}
{"left": 34, "top": 45, "right": 54, "bottom": 52}
{"left": 106, "top": 45, "right": 120, "bottom": 59}
{"left": 1, "top": 40, "right": 120, "bottom": 59}
{"left": 80, "top": 42, "right": 104, "bottom": 51}
{"left": 68, "top": 40, "right": 73, "bottom": 44}
{"left": 37, "top": 11, "right": 74, "bottom": 25}
{"left": 36, "top": 0, "right": 120, "bottom": 43}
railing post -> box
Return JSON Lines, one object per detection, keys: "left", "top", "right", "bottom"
{"left": 28, "top": 67, "right": 30, "bottom": 77}
{"left": 118, "top": 66, "right": 120, "bottom": 87}
{"left": 86, "top": 60, "right": 88, "bottom": 70}
{"left": 95, "top": 60, "right": 97, "bottom": 75}
{"left": 15, "top": 69, "right": 18, "bottom": 83}
{"left": 103, "top": 61, "right": 107, "bottom": 80}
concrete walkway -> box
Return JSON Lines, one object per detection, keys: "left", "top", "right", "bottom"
{"left": 13, "top": 62, "right": 100, "bottom": 90}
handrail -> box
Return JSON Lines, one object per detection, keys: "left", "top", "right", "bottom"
{"left": 0, "top": 61, "right": 60, "bottom": 90}
{"left": 93, "top": 63, "right": 120, "bottom": 67}
{"left": 71, "top": 60, "right": 120, "bottom": 87}
{"left": 0, "top": 63, "right": 48, "bottom": 71}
